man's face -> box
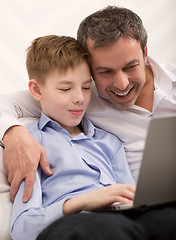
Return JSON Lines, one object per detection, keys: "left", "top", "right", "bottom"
{"left": 87, "top": 37, "right": 147, "bottom": 108}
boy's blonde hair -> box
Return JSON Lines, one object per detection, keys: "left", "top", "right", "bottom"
{"left": 26, "top": 35, "right": 89, "bottom": 84}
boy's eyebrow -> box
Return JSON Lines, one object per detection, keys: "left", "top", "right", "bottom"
{"left": 57, "top": 81, "right": 72, "bottom": 85}
{"left": 84, "top": 79, "right": 92, "bottom": 84}
{"left": 57, "top": 79, "right": 92, "bottom": 85}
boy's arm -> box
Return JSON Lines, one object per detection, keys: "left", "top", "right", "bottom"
{"left": 12, "top": 183, "right": 135, "bottom": 239}
{"left": 0, "top": 90, "right": 52, "bottom": 202}
{"left": 63, "top": 184, "right": 135, "bottom": 215}
{"left": 3, "top": 125, "right": 52, "bottom": 202}
{"left": 11, "top": 168, "right": 63, "bottom": 240}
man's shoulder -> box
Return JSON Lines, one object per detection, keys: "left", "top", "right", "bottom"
{"left": 160, "top": 63, "right": 176, "bottom": 82}
{"left": 149, "top": 57, "right": 176, "bottom": 81}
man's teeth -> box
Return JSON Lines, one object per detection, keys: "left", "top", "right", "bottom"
{"left": 114, "top": 89, "right": 130, "bottom": 96}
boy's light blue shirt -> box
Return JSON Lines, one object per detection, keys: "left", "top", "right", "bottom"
{"left": 11, "top": 112, "right": 134, "bottom": 240}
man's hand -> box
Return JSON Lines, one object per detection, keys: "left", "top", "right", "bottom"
{"left": 63, "top": 184, "right": 136, "bottom": 215}
{"left": 3, "top": 125, "right": 53, "bottom": 202}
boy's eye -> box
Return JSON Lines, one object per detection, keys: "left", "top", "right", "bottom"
{"left": 83, "top": 86, "right": 91, "bottom": 90}
{"left": 59, "top": 88, "right": 71, "bottom": 91}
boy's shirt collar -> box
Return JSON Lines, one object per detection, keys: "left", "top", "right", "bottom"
{"left": 38, "top": 112, "right": 96, "bottom": 139}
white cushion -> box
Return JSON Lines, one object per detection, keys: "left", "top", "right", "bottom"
{"left": 0, "top": 147, "right": 12, "bottom": 240}
{"left": 0, "top": 117, "right": 37, "bottom": 240}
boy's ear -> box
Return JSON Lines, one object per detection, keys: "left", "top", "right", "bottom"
{"left": 28, "top": 79, "right": 43, "bottom": 101}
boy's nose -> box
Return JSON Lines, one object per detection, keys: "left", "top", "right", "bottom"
{"left": 73, "top": 90, "right": 84, "bottom": 104}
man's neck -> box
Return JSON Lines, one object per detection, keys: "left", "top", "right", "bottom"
{"left": 135, "top": 65, "right": 154, "bottom": 112}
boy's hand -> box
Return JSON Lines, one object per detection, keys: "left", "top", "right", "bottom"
{"left": 63, "top": 184, "right": 136, "bottom": 215}
{"left": 3, "top": 125, "right": 53, "bottom": 202}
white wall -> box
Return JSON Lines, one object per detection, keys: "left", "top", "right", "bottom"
{"left": 0, "top": 0, "right": 175, "bottom": 94}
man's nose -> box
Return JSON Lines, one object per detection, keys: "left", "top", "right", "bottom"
{"left": 113, "top": 71, "right": 129, "bottom": 90}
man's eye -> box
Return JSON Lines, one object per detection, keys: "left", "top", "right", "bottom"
{"left": 124, "top": 64, "right": 139, "bottom": 71}
{"left": 99, "top": 70, "right": 112, "bottom": 74}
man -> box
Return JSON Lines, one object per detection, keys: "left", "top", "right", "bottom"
{"left": 77, "top": 6, "right": 176, "bottom": 183}
{"left": 0, "top": 6, "right": 176, "bottom": 239}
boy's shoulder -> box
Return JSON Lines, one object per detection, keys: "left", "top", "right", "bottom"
{"left": 95, "top": 125, "right": 120, "bottom": 140}
{"left": 27, "top": 119, "right": 40, "bottom": 132}
{"left": 27, "top": 119, "right": 42, "bottom": 140}
{"left": 83, "top": 116, "right": 121, "bottom": 142}
{"left": 93, "top": 126, "right": 123, "bottom": 156}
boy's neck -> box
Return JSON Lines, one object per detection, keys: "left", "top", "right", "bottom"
{"left": 65, "top": 124, "right": 84, "bottom": 138}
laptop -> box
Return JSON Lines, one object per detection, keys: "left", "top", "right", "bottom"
{"left": 106, "top": 115, "right": 176, "bottom": 211}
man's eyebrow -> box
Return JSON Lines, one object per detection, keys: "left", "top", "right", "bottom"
{"left": 95, "top": 59, "right": 140, "bottom": 70}
{"left": 125, "top": 59, "right": 139, "bottom": 66}
{"left": 95, "top": 66, "right": 111, "bottom": 70}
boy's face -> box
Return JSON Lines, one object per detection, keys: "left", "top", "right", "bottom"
{"left": 87, "top": 37, "right": 147, "bottom": 109}
{"left": 39, "top": 62, "right": 91, "bottom": 131}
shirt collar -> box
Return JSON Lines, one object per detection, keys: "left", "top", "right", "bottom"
{"left": 38, "top": 112, "right": 96, "bottom": 138}
{"left": 38, "top": 112, "right": 57, "bottom": 130}
{"left": 81, "top": 116, "right": 96, "bottom": 137}
{"left": 147, "top": 57, "right": 173, "bottom": 93}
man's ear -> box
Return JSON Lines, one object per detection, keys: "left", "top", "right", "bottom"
{"left": 144, "top": 45, "right": 148, "bottom": 63}
{"left": 28, "top": 79, "right": 43, "bottom": 101}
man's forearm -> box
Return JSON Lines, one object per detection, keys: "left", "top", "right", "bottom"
{"left": 0, "top": 90, "right": 41, "bottom": 139}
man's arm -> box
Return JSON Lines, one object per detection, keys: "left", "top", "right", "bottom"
{"left": 0, "top": 90, "right": 53, "bottom": 202}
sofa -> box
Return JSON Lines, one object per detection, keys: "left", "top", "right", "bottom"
{"left": 0, "top": 117, "right": 36, "bottom": 240}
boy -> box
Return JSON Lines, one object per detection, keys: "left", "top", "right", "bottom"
{"left": 10, "top": 35, "right": 135, "bottom": 240}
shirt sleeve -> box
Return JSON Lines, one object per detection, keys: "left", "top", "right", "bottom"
{"left": 0, "top": 90, "right": 41, "bottom": 139}
{"left": 110, "top": 139, "right": 135, "bottom": 185}
{"left": 10, "top": 127, "right": 65, "bottom": 240}
{"left": 10, "top": 167, "right": 65, "bottom": 240}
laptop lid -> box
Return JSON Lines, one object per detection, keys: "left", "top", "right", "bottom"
{"left": 134, "top": 115, "right": 176, "bottom": 208}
